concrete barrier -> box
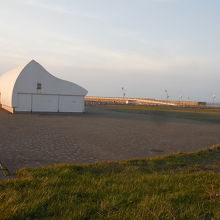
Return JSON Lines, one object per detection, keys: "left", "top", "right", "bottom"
{"left": 85, "top": 96, "right": 205, "bottom": 107}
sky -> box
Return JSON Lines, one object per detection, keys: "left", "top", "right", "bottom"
{"left": 0, "top": 0, "right": 219, "bottom": 102}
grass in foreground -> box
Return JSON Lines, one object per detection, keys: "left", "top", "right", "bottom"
{"left": 101, "top": 105, "right": 220, "bottom": 123}
{"left": 0, "top": 146, "right": 220, "bottom": 220}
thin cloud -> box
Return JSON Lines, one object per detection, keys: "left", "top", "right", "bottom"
{"left": 24, "top": 0, "right": 72, "bottom": 14}
{"left": 152, "top": 0, "right": 177, "bottom": 3}
{"left": 1, "top": 32, "right": 218, "bottom": 73}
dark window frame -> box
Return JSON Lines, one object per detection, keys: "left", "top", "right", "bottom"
{"left": 37, "top": 83, "right": 42, "bottom": 90}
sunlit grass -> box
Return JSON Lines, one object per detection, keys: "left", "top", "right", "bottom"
{"left": 0, "top": 145, "right": 220, "bottom": 219}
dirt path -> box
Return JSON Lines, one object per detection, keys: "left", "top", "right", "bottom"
{"left": 0, "top": 106, "right": 220, "bottom": 173}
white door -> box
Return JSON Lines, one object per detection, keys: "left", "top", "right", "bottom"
{"left": 59, "top": 95, "right": 84, "bottom": 112}
{"left": 16, "top": 94, "right": 32, "bottom": 112}
{"left": 32, "top": 94, "right": 59, "bottom": 112}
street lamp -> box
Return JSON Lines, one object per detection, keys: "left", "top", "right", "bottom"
{"left": 121, "top": 87, "right": 126, "bottom": 98}
{"left": 212, "top": 94, "right": 216, "bottom": 105}
{"left": 164, "top": 89, "right": 169, "bottom": 101}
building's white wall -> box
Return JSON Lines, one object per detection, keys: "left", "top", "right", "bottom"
{"left": 12, "top": 60, "right": 87, "bottom": 109}
{"left": 59, "top": 95, "right": 84, "bottom": 112}
{"left": 0, "top": 64, "right": 26, "bottom": 107}
{"left": 15, "top": 94, "right": 32, "bottom": 112}
{"left": 15, "top": 94, "right": 85, "bottom": 112}
{"left": 0, "top": 60, "right": 87, "bottom": 113}
{"left": 32, "top": 94, "right": 59, "bottom": 112}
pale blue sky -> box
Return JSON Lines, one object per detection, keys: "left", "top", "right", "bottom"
{"left": 0, "top": 0, "right": 219, "bottom": 102}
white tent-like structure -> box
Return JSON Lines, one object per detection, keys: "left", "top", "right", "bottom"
{"left": 0, "top": 60, "right": 88, "bottom": 113}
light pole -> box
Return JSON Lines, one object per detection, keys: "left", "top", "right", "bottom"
{"left": 164, "top": 89, "right": 169, "bottom": 101}
{"left": 212, "top": 94, "right": 216, "bottom": 105}
{"left": 179, "top": 95, "right": 183, "bottom": 106}
{"left": 121, "top": 87, "right": 126, "bottom": 99}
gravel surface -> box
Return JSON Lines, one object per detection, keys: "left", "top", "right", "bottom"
{"left": 0, "top": 106, "right": 220, "bottom": 173}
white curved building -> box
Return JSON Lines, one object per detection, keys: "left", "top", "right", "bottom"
{"left": 0, "top": 60, "right": 88, "bottom": 113}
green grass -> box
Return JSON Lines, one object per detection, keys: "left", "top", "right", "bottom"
{"left": 1, "top": 146, "right": 220, "bottom": 219}
{"left": 101, "top": 105, "right": 220, "bottom": 123}
{"left": 0, "top": 166, "right": 11, "bottom": 176}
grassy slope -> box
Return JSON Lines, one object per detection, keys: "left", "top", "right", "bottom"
{"left": 101, "top": 105, "right": 220, "bottom": 123}
{"left": 0, "top": 146, "right": 220, "bottom": 220}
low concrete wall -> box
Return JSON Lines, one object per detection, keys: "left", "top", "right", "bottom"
{"left": 85, "top": 96, "right": 204, "bottom": 107}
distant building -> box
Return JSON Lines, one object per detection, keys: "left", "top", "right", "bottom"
{"left": 198, "top": 102, "right": 207, "bottom": 106}
{"left": 0, "top": 60, "right": 87, "bottom": 113}
{"left": 126, "top": 100, "right": 135, "bottom": 104}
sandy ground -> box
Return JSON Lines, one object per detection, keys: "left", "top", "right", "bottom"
{"left": 0, "top": 106, "right": 220, "bottom": 174}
